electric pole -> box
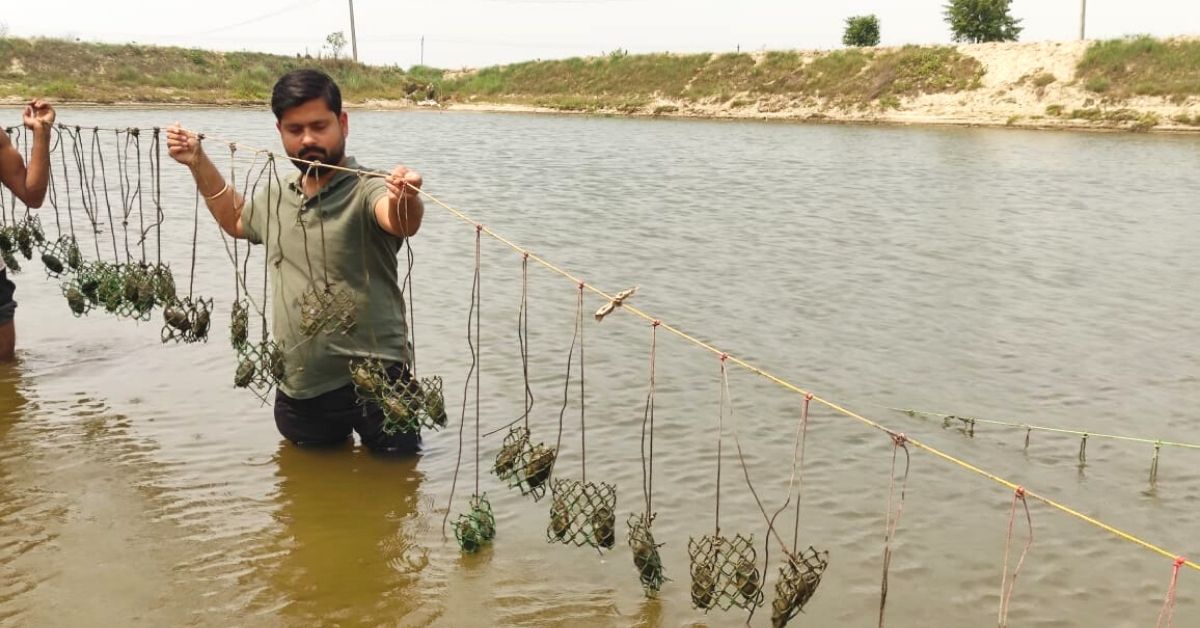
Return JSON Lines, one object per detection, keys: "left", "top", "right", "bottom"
{"left": 348, "top": 0, "right": 359, "bottom": 61}
{"left": 1079, "top": 0, "right": 1087, "bottom": 40}
{"left": 421, "top": 36, "right": 425, "bottom": 66}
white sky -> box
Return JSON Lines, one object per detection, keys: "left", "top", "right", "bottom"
{"left": 3, "top": 0, "right": 1198, "bottom": 69}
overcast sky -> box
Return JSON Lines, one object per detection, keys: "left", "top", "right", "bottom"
{"left": 3, "top": 0, "right": 1198, "bottom": 69}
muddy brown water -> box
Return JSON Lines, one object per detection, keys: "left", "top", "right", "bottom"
{"left": 1, "top": 107, "right": 1198, "bottom": 627}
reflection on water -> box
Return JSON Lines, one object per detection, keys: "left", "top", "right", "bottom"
{"left": 267, "top": 443, "right": 432, "bottom": 626}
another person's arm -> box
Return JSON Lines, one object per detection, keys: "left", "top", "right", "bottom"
{"left": 373, "top": 166, "right": 424, "bottom": 238}
{"left": 165, "top": 124, "right": 251, "bottom": 239}
{"left": 0, "top": 99, "right": 55, "bottom": 207}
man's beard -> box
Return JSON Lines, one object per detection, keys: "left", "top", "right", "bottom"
{"left": 291, "top": 143, "right": 345, "bottom": 177}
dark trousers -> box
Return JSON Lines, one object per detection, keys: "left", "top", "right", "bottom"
{"left": 273, "top": 363, "right": 421, "bottom": 455}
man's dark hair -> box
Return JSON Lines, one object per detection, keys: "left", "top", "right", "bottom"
{"left": 271, "top": 69, "right": 342, "bottom": 120}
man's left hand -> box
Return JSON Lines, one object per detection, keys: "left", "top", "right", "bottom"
{"left": 23, "top": 99, "right": 55, "bottom": 133}
{"left": 385, "top": 166, "right": 422, "bottom": 205}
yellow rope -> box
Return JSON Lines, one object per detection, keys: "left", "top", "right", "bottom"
{"left": 891, "top": 407, "right": 1200, "bottom": 450}
{"left": 179, "top": 128, "right": 1199, "bottom": 574}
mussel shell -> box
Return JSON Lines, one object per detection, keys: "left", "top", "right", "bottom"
{"left": 193, "top": 308, "right": 211, "bottom": 337}
{"left": 67, "top": 245, "right": 82, "bottom": 270}
{"left": 592, "top": 508, "right": 615, "bottom": 548}
{"left": 525, "top": 448, "right": 555, "bottom": 488}
{"left": 66, "top": 287, "right": 87, "bottom": 315}
{"left": 164, "top": 306, "right": 192, "bottom": 331}
{"left": 550, "top": 500, "right": 570, "bottom": 539}
{"left": 269, "top": 350, "right": 286, "bottom": 381}
{"left": 234, "top": 359, "right": 256, "bottom": 388}
{"left": 41, "top": 253, "right": 64, "bottom": 274}
{"left": 692, "top": 566, "right": 716, "bottom": 608}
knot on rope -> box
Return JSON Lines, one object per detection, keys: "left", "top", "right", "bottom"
{"left": 651, "top": 319, "right": 661, "bottom": 327}
{"left": 521, "top": 250, "right": 530, "bottom": 260}
{"left": 804, "top": 392, "right": 814, "bottom": 401}
{"left": 594, "top": 286, "right": 637, "bottom": 322}
{"left": 475, "top": 223, "right": 483, "bottom": 233}
{"left": 891, "top": 432, "right": 908, "bottom": 447}
{"left": 1014, "top": 486, "right": 1025, "bottom": 498}
{"left": 1174, "top": 556, "right": 1187, "bottom": 569}
{"left": 719, "top": 352, "right": 729, "bottom": 363}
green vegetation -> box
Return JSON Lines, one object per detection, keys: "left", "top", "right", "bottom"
{"left": 0, "top": 35, "right": 1193, "bottom": 134}
{"left": 1171, "top": 113, "right": 1200, "bottom": 126}
{"left": 843, "top": 15, "right": 881, "bottom": 48}
{"left": 443, "top": 45, "right": 981, "bottom": 111}
{"left": 0, "top": 37, "right": 983, "bottom": 113}
{"left": 1045, "top": 104, "right": 1161, "bottom": 131}
{"left": 1076, "top": 36, "right": 1200, "bottom": 99}
{"left": 0, "top": 37, "right": 425, "bottom": 104}
{"left": 944, "top": 0, "right": 1023, "bottom": 43}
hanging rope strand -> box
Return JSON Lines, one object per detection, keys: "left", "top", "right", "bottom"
{"left": 475, "top": 227, "right": 482, "bottom": 495}
{"left": 997, "top": 487, "right": 1033, "bottom": 628}
{"left": 878, "top": 433, "right": 911, "bottom": 628}
{"left": 91, "top": 129, "right": 120, "bottom": 262}
{"left": 578, "top": 282, "right": 586, "bottom": 483}
{"left": 520, "top": 254, "right": 533, "bottom": 429}
{"left": 640, "top": 320, "right": 659, "bottom": 517}
{"left": 442, "top": 225, "right": 482, "bottom": 536}
{"left": 552, "top": 281, "right": 582, "bottom": 474}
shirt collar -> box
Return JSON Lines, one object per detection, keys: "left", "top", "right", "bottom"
{"left": 286, "top": 156, "right": 362, "bottom": 196}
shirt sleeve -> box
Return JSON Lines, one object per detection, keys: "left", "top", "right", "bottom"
{"left": 360, "top": 175, "right": 396, "bottom": 238}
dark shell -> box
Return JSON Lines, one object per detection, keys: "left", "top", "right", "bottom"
{"left": 66, "top": 287, "right": 87, "bottom": 315}
{"left": 164, "top": 306, "right": 192, "bottom": 331}
{"left": 41, "top": 253, "right": 64, "bottom": 274}
{"left": 525, "top": 447, "right": 555, "bottom": 489}
{"left": 234, "top": 359, "right": 256, "bottom": 388}
{"left": 592, "top": 507, "right": 615, "bottom": 549}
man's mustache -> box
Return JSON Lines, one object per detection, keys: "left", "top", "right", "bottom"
{"left": 300, "top": 148, "right": 328, "bottom": 161}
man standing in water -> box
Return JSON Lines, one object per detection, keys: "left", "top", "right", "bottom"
{"left": 165, "top": 70, "right": 425, "bottom": 454}
{"left": 0, "top": 99, "right": 56, "bottom": 363}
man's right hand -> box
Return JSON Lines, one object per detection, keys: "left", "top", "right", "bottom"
{"left": 165, "top": 123, "right": 203, "bottom": 167}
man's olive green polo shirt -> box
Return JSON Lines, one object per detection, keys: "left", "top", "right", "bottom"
{"left": 242, "top": 156, "right": 412, "bottom": 399}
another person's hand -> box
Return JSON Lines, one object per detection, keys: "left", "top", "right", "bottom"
{"left": 165, "top": 123, "right": 204, "bottom": 167}
{"left": 22, "top": 99, "right": 55, "bottom": 133}
{"left": 384, "top": 165, "right": 422, "bottom": 205}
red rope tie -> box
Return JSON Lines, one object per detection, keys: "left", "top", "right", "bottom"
{"left": 719, "top": 352, "right": 729, "bottom": 363}
{"left": 475, "top": 223, "right": 483, "bottom": 233}
{"left": 1155, "top": 556, "right": 1187, "bottom": 628}
{"left": 651, "top": 319, "right": 661, "bottom": 327}
{"left": 521, "top": 250, "right": 529, "bottom": 260}
{"left": 891, "top": 432, "right": 907, "bottom": 447}
{"left": 998, "top": 486, "right": 1033, "bottom": 628}
{"left": 577, "top": 281, "right": 585, "bottom": 290}
{"left": 805, "top": 392, "right": 814, "bottom": 401}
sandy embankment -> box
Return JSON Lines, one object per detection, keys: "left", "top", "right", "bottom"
{"left": 369, "top": 40, "right": 1200, "bottom": 134}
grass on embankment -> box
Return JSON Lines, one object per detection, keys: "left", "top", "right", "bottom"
{"left": 1076, "top": 36, "right": 1200, "bottom": 100}
{"left": 0, "top": 37, "right": 431, "bottom": 104}
{"left": 440, "top": 45, "right": 984, "bottom": 112}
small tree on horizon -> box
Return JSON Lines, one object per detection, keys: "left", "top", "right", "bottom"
{"left": 843, "top": 15, "right": 881, "bottom": 47}
{"left": 944, "top": 0, "right": 1023, "bottom": 43}
{"left": 325, "top": 31, "right": 347, "bottom": 59}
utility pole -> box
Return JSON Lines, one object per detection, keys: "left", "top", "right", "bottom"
{"left": 1079, "top": 0, "right": 1087, "bottom": 40}
{"left": 348, "top": 0, "right": 359, "bottom": 61}
{"left": 421, "top": 36, "right": 425, "bottom": 66}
